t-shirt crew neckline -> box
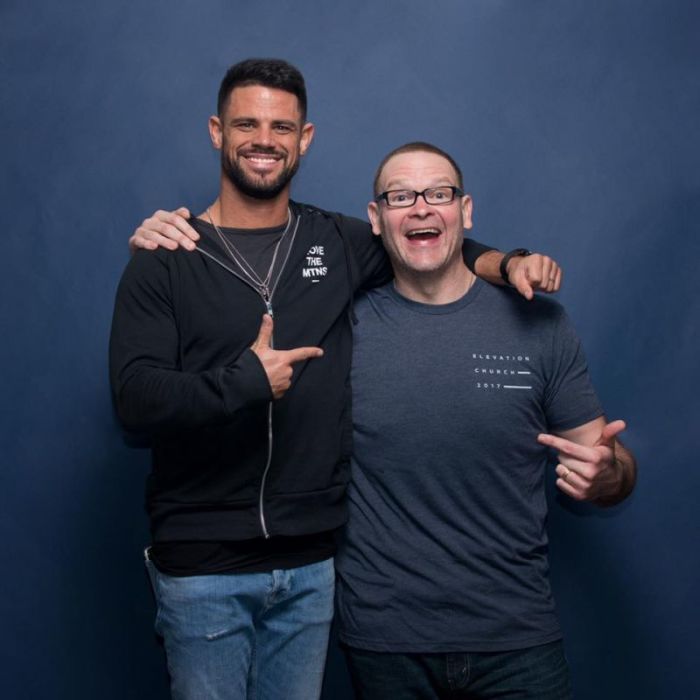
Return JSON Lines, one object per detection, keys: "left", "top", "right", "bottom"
{"left": 193, "top": 218, "right": 289, "bottom": 237}
{"left": 385, "top": 277, "right": 486, "bottom": 315}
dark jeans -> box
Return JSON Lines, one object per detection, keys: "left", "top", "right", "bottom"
{"left": 344, "top": 640, "right": 572, "bottom": 700}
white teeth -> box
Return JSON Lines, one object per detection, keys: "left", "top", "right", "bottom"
{"left": 406, "top": 228, "right": 440, "bottom": 237}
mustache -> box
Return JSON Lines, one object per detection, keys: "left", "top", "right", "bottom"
{"left": 239, "top": 146, "right": 285, "bottom": 157}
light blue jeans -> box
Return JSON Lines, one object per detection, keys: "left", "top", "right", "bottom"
{"left": 145, "top": 556, "right": 335, "bottom": 700}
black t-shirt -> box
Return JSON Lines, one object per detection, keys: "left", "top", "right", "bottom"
{"left": 151, "top": 531, "right": 337, "bottom": 575}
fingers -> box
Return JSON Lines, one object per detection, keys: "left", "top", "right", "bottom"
{"left": 537, "top": 433, "right": 598, "bottom": 462}
{"left": 556, "top": 462, "right": 585, "bottom": 490}
{"left": 263, "top": 344, "right": 323, "bottom": 399}
{"left": 539, "top": 433, "right": 613, "bottom": 485}
{"left": 508, "top": 254, "right": 562, "bottom": 299}
{"left": 251, "top": 314, "right": 273, "bottom": 353}
{"left": 539, "top": 420, "right": 626, "bottom": 455}
{"left": 251, "top": 315, "right": 323, "bottom": 364}
{"left": 250, "top": 315, "right": 324, "bottom": 399}
{"left": 538, "top": 257, "right": 561, "bottom": 293}
{"left": 284, "top": 346, "right": 324, "bottom": 365}
{"left": 129, "top": 229, "right": 178, "bottom": 252}
{"left": 542, "top": 422, "right": 626, "bottom": 502}
{"left": 549, "top": 266, "right": 562, "bottom": 293}
{"left": 128, "top": 233, "right": 158, "bottom": 251}
{"left": 130, "top": 208, "right": 199, "bottom": 253}
{"left": 555, "top": 472, "right": 588, "bottom": 501}
{"left": 555, "top": 458, "right": 616, "bottom": 502}
{"left": 508, "top": 256, "right": 538, "bottom": 299}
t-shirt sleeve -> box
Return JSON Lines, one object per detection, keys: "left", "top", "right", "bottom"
{"left": 543, "top": 307, "right": 604, "bottom": 431}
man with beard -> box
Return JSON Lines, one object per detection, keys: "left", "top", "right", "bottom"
{"left": 111, "top": 59, "right": 561, "bottom": 700}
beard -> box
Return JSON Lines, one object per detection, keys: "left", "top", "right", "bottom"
{"left": 221, "top": 147, "right": 300, "bottom": 200}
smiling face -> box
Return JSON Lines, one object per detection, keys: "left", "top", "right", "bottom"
{"left": 368, "top": 150, "right": 473, "bottom": 282}
{"left": 209, "top": 84, "right": 314, "bottom": 200}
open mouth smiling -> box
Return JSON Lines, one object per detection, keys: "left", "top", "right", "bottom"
{"left": 405, "top": 227, "right": 441, "bottom": 242}
{"left": 241, "top": 151, "right": 284, "bottom": 172}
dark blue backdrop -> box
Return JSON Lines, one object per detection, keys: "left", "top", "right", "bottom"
{"left": 2, "top": 1, "right": 698, "bottom": 698}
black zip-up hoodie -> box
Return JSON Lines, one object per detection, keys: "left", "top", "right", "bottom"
{"left": 110, "top": 204, "right": 390, "bottom": 542}
{"left": 109, "top": 202, "right": 490, "bottom": 543}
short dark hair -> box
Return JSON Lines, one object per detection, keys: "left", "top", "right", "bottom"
{"left": 217, "top": 58, "right": 308, "bottom": 121}
{"left": 373, "top": 141, "right": 464, "bottom": 195}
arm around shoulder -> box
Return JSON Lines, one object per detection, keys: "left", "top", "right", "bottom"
{"left": 471, "top": 245, "right": 563, "bottom": 300}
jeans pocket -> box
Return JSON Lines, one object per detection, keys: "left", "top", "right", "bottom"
{"left": 144, "top": 559, "right": 164, "bottom": 635}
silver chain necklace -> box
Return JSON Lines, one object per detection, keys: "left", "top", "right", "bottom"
{"left": 206, "top": 206, "right": 295, "bottom": 307}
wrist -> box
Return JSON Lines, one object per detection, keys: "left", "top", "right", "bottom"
{"left": 595, "top": 455, "right": 630, "bottom": 507}
{"left": 499, "top": 248, "right": 532, "bottom": 285}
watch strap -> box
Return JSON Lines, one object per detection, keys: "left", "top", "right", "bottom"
{"left": 500, "top": 248, "right": 532, "bottom": 284}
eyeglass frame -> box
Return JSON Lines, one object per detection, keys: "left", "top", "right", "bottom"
{"left": 374, "top": 185, "right": 465, "bottom": 208}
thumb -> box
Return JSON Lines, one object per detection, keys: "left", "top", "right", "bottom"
{"left": 252, "top": 314, "right": 273, "bottom": 351}
{"left": 595, "top": 419, "right": 626, "bottom": 448}
{"left": 175, "top": 207, "right": 191, "bottom": 219}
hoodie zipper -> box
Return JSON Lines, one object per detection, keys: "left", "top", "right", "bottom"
{"left": 195, "top": 213, "right": 300, "bottom": 538}
{"left": 258, "top": 289, "right": 274, "bottom": 539}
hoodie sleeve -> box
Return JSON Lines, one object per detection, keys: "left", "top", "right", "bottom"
{"left": 109, "top": 250, "right": 272, "bottom": 435}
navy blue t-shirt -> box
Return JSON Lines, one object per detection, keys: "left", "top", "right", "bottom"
{"left": 335, "top": 279, "right": 603, "bottom": 653}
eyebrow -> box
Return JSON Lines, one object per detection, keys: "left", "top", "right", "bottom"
{"left": 229, "top": 117, "right": 299, "bottom": 128}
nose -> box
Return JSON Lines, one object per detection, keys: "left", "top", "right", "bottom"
{"left": 408, "top": 195, "right": 431, "bottom": 217}
{"left": 252, "top": 125, "right": 275, "bottom": 148}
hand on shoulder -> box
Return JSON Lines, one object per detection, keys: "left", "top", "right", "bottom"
{"left": 129, "top": 207, "right": 199, "bottom": 254}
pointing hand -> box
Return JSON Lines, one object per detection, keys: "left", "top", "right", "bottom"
{"left": 508, "top": 254, "right": 562, "bottom": 300}
{"left": 537, "top": 420, "right": 627, "bottom": 502}
{"left": 250, "top": 315, "right": 324, "bottom": 399}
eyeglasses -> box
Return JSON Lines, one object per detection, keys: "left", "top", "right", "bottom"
{"left": 374, "top": 186, "right": 464, "bottom": 208}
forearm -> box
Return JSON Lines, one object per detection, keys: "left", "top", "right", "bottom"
{"left": 472, "top": 248, "right": 505, "bottom": 284}
{"left": 113, "top": 351, "right": 271, "bottom": 435}
{"left": 472, "top": 245, "right": 562, "bottom": 299}
{"left": 110, "top": 253, "right": 271, "bottom": 435}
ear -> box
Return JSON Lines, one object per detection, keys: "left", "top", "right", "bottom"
{"left": 208, "top": 115, "right": 223, "bottom": 150}
{"left": 367, "top": 201, "right": 382, "bottom": 237}
{"left": 461, "top": 195, "right": 473, "bottom": 230}
{"left": 299, "top": 122, "right": 315, "bottom": 155}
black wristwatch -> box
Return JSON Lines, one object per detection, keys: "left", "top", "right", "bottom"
{"left": 500, "top": 248, "right": 532, "bottom": 284}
